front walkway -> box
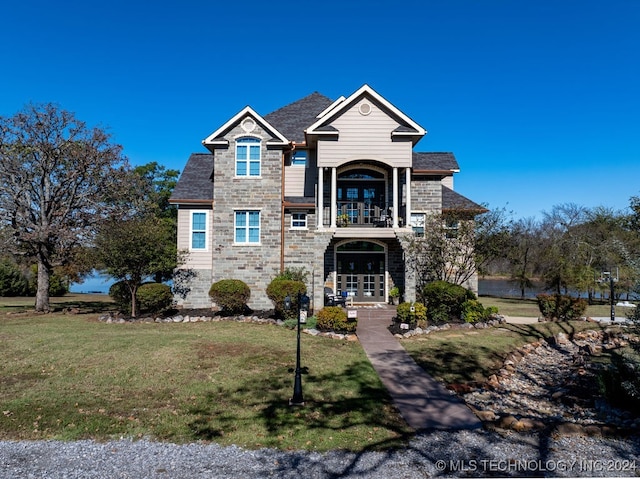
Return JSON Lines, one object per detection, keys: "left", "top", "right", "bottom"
{"left": 355, "top": 306, "right": 482, "bottom": 431}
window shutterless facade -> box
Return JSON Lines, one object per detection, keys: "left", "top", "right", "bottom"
{"left": 191, "top": 211, "right": 208, "bottom": 249}
{"left": 235, "top": 210, "right": 260, "bottom": 243}
{"left": 235, "top": 137, "right": 261, "bottom": 177}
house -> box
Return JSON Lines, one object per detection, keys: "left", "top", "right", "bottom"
{"left": 169, "top": 85, "right": 485, "bottom": 311}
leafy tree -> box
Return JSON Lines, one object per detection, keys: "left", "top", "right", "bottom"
{"left": 131, "top": 162, "right": 181, "bottom": 283}
{"left": 506, "top": 217, "right": 540, "bottom": 299}
{"left": 133, "top": 162, "right": 179, "bottom": 221}
{"left": 0, "top": 103, "right": 128, "bottom": 312}
{"left": 402, "top": 207, "right": 508, "bottom": 296}
{"left": 94, "top": 216, "right": 181, "bottom": 317}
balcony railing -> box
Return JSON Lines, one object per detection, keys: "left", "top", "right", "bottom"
{"left": 322, "top": 202, "right": 403, "bottom": 227}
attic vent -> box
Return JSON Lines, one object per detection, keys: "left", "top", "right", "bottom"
{"left": 358, "top": 102, "right": 372, "bottom": 116}
{"left": 241, "top": 118, "right": 256, "bottom": 133}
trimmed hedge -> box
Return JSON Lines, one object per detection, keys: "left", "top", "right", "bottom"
{"left": 137, "top": 283, "right": 173, "bottom": 313}
{"left": 109, "top": 281, "right": 131, "bottom": 311}
{"left": 266, "top": 279, "right": 306, "bottom": 320}
{"left": 536, "top": 293, "right": 587, "bottom": 321}
{"left": 209, "top": 279, "right": 250, "bottom": 314}
{"left": 316, "top": 306, "right": 357, "bottom": 333}
{"left": 422, "top": 280, "right": 476, "bottom": 323}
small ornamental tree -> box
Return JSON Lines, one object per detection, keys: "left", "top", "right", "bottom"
{"left": 94, "top": 216, "right": 180, "bottom": 317}
{"left": 209, "top": 279, "right": 250, "bottom": 314}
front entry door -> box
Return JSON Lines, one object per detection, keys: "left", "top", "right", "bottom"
{"left": 336, "top": 252, "right": 385, "bottom": 302}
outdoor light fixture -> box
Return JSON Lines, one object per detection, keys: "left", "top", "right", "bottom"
{"left": 597, "top": 270, "right": 618, "bottom": 322}
{"left": 284, "top": 292, "right": 309, "bottom": 406}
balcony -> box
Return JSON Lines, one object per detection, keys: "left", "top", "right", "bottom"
{"left": 322, "top": 202, "right": 404, "bottom": 238}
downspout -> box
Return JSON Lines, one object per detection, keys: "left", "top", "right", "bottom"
{"left": 280, "top": 143, "right": 295, "bottom": 272}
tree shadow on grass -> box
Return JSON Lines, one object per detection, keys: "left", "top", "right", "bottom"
{"left": 186, "top": 359, "right": 414, "bottom": 450}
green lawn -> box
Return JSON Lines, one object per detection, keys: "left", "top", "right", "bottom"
{"left": 1, "top": 294, "right": 634, "bottom": 452}
{"left": 0, "top": 302, "right": 410, "bottom": 451}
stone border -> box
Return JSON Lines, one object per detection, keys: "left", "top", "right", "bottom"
{"left": 96, "top": 312, "right": 358, "bottom": 341}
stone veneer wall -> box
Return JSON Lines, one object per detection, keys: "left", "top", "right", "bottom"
{"left": 283, "top": 213, "right": 333, "bottom": 314}
{"left": 174, "top": 269, "right": 213, "bottom": 309}
{"left": 209, "top": 123, "right": 284, "bottom": 311}
{"left": 410, "top": 176, "right": 442, "bottom": 212}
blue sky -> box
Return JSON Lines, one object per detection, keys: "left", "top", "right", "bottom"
{"left": 2, "top": 0, "right": 639, "bottom": 223}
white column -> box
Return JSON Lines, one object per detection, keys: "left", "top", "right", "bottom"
{"left": 392, "top": 167, "right": 399, "bottom": 228}
{"left": 330, "top": 167, "right": 337, "bottom": 228}
{"left": 317, "top": 167, "right": 324, "bottom": 229}
{"left": 405, "top": 167, "right": 411, "bottom": 228}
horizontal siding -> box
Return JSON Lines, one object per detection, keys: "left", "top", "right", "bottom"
{"left": 317, "top": 100, "right": 413, "bottom": 168}
{"left": 284, "top": 166, "right": 305, "bottom": 196}
{"left": 441, "top": 176, "right": 454, "bottom": 189}
{"left": 177, "top": 207, "right": 212, "bottom": 270}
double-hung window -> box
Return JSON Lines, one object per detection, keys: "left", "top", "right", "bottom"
{"left": 291, "top": 212, "right": 307, "bottom": 229}
{"left": 236, "top": 138, "right": 261, "bottom": 177}
{"left": 191, "top": 212, "right": 207, "bottom": 249}
{"left": 235, "top": 210, "right": 260, "bottom": 243}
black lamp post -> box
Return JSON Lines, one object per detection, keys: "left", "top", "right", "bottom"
{"left": 598, "top": 271, "right": 617, "bottom": 322}
{"left": 285, "top": 291, "right": 309, "bottom": 406}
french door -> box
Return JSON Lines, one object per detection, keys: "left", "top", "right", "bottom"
{"left": 336, "top": 252, "right": 385, "bottom": 302}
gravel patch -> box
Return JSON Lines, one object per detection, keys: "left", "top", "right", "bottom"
{"left": 1, "top": 431, "right": 639, "bottom": 478}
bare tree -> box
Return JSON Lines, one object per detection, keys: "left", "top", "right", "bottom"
{"left": 0, "top": 103, "right": 128, "bottom": 312}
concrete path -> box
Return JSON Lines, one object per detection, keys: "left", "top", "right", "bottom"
{"left": 355, "top": 306, "right": 482, "bottom": 431}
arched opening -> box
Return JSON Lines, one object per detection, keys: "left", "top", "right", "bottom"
{"left": 335, "top": 240, "right": 386, "bottom": 302}
{"left": 337, "top": 165, "right": 388, "bottom": 226}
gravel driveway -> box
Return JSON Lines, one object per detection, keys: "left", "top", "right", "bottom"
{"left": 2, "top": 430, "right": 639, "bottom": 478}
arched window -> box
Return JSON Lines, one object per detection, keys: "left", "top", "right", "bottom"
{"left": 236, "top": 137, "right": 261, "bottom": 177}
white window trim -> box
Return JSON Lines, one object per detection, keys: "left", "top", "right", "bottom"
{"left": 235, "top": 137, "right": 262, "bottom": 178}
{"left": 190, "top": 211, "right": 209, "bottom": 251}
{"left": 290, "top": 212, "right": 308, "bottom": 230}
{"left": 234, "top": 210, "right": 261, "bottom": 245}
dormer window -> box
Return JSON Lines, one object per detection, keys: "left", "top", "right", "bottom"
{"left": 236, "top": 137, "right": 261, "bottom": 177}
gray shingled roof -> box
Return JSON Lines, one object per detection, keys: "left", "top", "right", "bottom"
{"left": 169, "top": 153, "right": 213, "bottom": 202}
{"left": 412, "top": 152, "right": 459, "bottom": 171}
{"left": 264, "top": 92, "right": 334, "bottom": 143}
{"left": 442, "top": 185, "right": 487, "bottom": 213}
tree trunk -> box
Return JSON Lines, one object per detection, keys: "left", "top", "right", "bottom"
{"left": 129, "top": 283, "right": 138, "bottom": 318}
{"left": 35, "top": 257, "right": 51, "bottom": 312}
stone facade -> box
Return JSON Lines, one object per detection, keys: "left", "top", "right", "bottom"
{"left": 170, "top": 86, "right": 485, "bottom": 311}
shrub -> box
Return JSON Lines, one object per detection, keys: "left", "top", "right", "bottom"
{"left": 316, "top": 306, "right": 357, "bottom": 333}
{"left": 209, "top": 279, "right": 251, "bottom": 314}
{"left": 396, "top": 301, "right": 427, "bottom": 328}
{"left": 136, "top": 283, "right": 173, "bottom": 313}
{"left": 266, "top": 279, "right": 306, "bottom": 320}
{"left": 0, "top": 260, "right": 30, "bottom": 296}
{"left": 272, "top": 267, "right": 309, "bottom": 284}
{"left": 422, "top": 280, "right": 476, "bottom": 323}
{"left": 109, "top": 280, "right": 131, "bottom": 311}
{"left": 461, "top": 299, "right": 498, "bottom": 323}
{"left": 536, "top": 294, "right": 587, "bottom": 321}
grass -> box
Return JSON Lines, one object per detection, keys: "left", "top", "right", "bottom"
{"left": 403, "top": 320, "right": 624, "bottom": 385}
{"left": 0, "top": 296, "right": 411, "bottom": 451}
{"left": 1, "top": 294, "right": 634, "bottom": 451}
{"left": 479, "top": 296, "right": 636, "bottom": 319}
